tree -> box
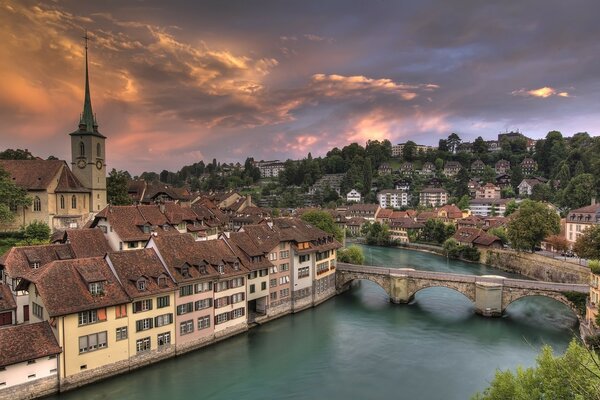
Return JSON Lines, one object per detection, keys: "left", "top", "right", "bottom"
{"left": 562, "top": 173, "right": 595, "bottom": 209}
{"left": 457, "top": 195, "right": 471, "bottom": 211}
{"left": 438, "top": 139, "right": 449, "bottom": 153}
{"left": 545, "top": 234, "right": 569, "bottom": 254}
{"left": 507, "top": 200, "right": 560, "bottom": 251}
{"left": 510, "top": 166, "right": 523, "bottom": 192}
{"left": 488, "top": 227, "right": 508, "bottom": 245}
{"left": 0, "top": 166, "right": 31, "bottom": 224}
{"left": 107, "top": 169, "right": 132, "bottom": 205}
{"left": 422, "top": 219, "right": 455, "bottom": 244}
{"left": 362, "top": 222, "right": 396, "bottom": 246}
{"left": 300, "top": 210, "right": 343, "bottom": 242}
{"left": 19, "top": 221, "right": 51, "bottom": 244}
{"left": 0, "top": 148, "right": 35, "bottom": 160}
{"left": 472, "top": 136, "right": 488, "bottom": 154}
{"left": 447, "top": 133, "right": 461, "bottom": 154}
{"left": 472, "top": 339, "right": 600, "bottom": 400}
{"left": 573, "top": 225, "right": 600, "bottom": 260}
{"left": 504, "top": 200, "right": 519, "bottom": 217}
{"left": 530, "top": 183, "right": 553, "bottom": 202}
{"left": 337, "top": 245, "right": 365, "bottom": 265}
{"left": 402, "top": 141, "right": 417, "bottom": 161}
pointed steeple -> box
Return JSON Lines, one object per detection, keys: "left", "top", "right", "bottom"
{"left": 76, "top": 31, "right": 102, "bottom": 136}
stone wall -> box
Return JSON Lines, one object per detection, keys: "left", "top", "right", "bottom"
{"left": 481, "top": 249, "right": 589, "bottom": 284}
{"left": 59, "top": 357, "right": 131, "bottom": 392}
{"left": 1, "top": 375, "right": 58, "bottom": 400}
{"left": 313, "top": 286, "right": 336, "bottom": 306}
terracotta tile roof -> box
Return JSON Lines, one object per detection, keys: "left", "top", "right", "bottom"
{"left": 452, "top": 227, "right": 501, "bottom": 247}
{"left": 163, "top": 202, "right": 198, "bottom": 224}
{"left": 238, "top": 224, "right": 280, "bottom": 252}
{"left": 128, "top": 179, "right": 146, "bottom": 202}
{"left": 390, "top": 219, "right": 425, "bottom": 229}
{"left": 0, "top": 244, "right": 75, "bottom": 280}
{"left": 377, "top": 209, "right": 394, "bottom": 219}
{"left": 58, "top": 229, "right": 112, "bottom": 258}
{"left": 271, "top": 218, "right": 342, "bottom": 253}
{"left": 346, "top": 217, "right": 367, "bottom": 226}
{"left": 29, "top": 257, "right": 130, "bottom": 317}
{"left": 0, "top": 283, "right": 16, "bottom": 312}
{"left": 137, "top": 205, "right": 169, "bottom": 226}
{"left": 142, "top": 182, "right": 191, "bottom": 203}
{"left": 437, "top": 205, "right": 463, "bottom": 219}
{"left": 0, "top": 322, "right": 61, "bottom": 367}
{"left": 194, "top": 239, "right": 249, "bottom": 277}
{"left": 227, "top": 233, "right": 273, "bottom": 271}
{"left": 94, "top": 205, "right": 148, "bottom": 242}
{"left": 0, "top": 159, "right": 66, "bottom": 190}
{"left": 55, "top": 165, "right": 89, "bottom": 193}
{"left": 107, "top": 249, "right": 176, "bottom": 299}
{"left": 150, "top": 235, "right": 219, "bottom": 282}
{"left": 348, "top": 204, "right": 380, "bottom": 213}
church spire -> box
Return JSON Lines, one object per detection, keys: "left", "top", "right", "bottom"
{"left": 79, "top": 31, "right": 98, "bottom": 133}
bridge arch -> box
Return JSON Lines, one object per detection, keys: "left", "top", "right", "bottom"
{"left": 408, "top": 281, "right": 476, "bottom": 303}
{"left": 502, "top": 291, "right": 581, "bottom": 323}
{"left": 336, "top": 271, "right": 391, "bottom": 298}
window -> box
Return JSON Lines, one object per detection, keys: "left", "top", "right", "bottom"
{"left": 215, "top": 312, "right": 229, "bottom": 325}
{"left": 136, "top": 337, "right": 151, "bottom": 353}
{"left": 115, "top": 304, "right": 127, "bottom": 318}
{"left": 116, "top": 327, "right": 128, "bottom": 341}
{"left": 157, "top": 295, "right": 170, "bottom": 308}
{"left": 215, "top": 281, "right": 229, "bottom": 292}
{"left": 279, "top": 276, "right": 289, "bottom": 285}
{"left": 231, "top": 308, "right": 245, "bottom": 319}
{"left": 136, "top": 318, "right": 154, "bottom": 332}
{"left": 250, "top": 284, "right": 255, "bottom": 294}
{"left": 155, "top": 313, "right": 173, "bottom": 327}
{"left": 157, "top": 275, "right": 167, "bottom": 287}
{"left": 269, "top": 266, "right": 278, "bottom": 274}
{"left": 230, "top": 292, "right": 244, "bottom": 304}
{"left": 215, "top": 297, "right": 230, "bottom": 308}
{"left": 180, "top": 320, "right": 194, "bottom": 335}
{"left": 317, "top": 262, "right": 329, "bottom": 275}
{"left": 279, "top": 250, "right": 289, "bottom": 259}
{"left": 79, "top": 142, "right": 85, "bottom": 157}
{"left": 71, "top": 195, "right": 77, "bottom": 209}
{"left": 280, "top": 263, "right": 290, "bottom": 272}
{"left": 60, "top": 195, "right": 65, "bottom": 209}
{"left": 181, "top": 265, "right": 190, "bottom": 277}
{"left": 97, "top": 143, "right": 101, "bottom": 158}
{"left": 128, "top": 242, "right": 137, "bottom": 249}
{"left": 195, "top": 281, "right": 212, "bottom": 293}
{"left": 133, "top": 299, "right": 152, "bottom": 313}
{"left": 299, "top": 254, "right": 310, "bottom": 263}
{"left": 279, "top": 242, "right": 286, "bottom": 250}
{"left": 233, "top": 261, "right": 240, "bottom": 271}
{"left": 78, "top": 310, "right": 106, "bottom": 326}
{"left": 33, "top": 196, "right": 41, "bottom": 212}
{"left": 261, "top": 282, "right": 267, "bottom": 290}
{"left": 298, "top": 242, "right": 309, "bottom": 250}
{"left": 198, "top": 316, "right": 211, "bottom": 330}
{"left": 259, "top": 269, "right": 268, "bottom": 277}
{"left": 89, "top": 282, "right": 104, "bottom": 296}
{"left": 30, "top": 261, "right": 40, "bottom": 269}
{"left": 157, "top": 332, "right": 171, "bottom": 347}
{"left": 137, "top": 279, "right": 146, "bottom": 291}
{"left": 195, "top": 298, "right": 212, "bottom": 310}
{"left": 269, "top": 252, "right": 277, "bottom": 261}
{"left": 32, "top": 302, "right": 44, "bottom": 319}
{"left": 177, "top": 302, "right": 194, "bottom": 315}
{"left": 179, "top": 285, "right": 194, "bottom": 297}
{"left": 230, "top": 277, "right": 244, "bottom": 288}
{"left": 217, "top": 264, "right": 224, "bottom": 274}
{"left": 270, "top": 292, "right": 277, "bottom": 301}
{"left": 78, "top": 331, "right": 107, "bottom": 354}
{"left": 298, "top": 267, "right": 310, "bottom": 278}
{"left": 270, "top": 279, "right": 277, "bottom": 288}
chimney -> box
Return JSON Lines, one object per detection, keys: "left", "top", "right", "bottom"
{"left": 159, "top": 202, "right": 165, "bottom": 213}
{"left": 245, "top": 194, "right": 252, "bottom": 207}
{"left": 592, "top": 197, "right": 597, "bottom": 206}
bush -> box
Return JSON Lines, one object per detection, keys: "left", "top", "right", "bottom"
{"left": 590, "top": 260, "right": 600, "bottom": 275}
{"left": 337, "top": 245, "right": 365, "bottom": 265}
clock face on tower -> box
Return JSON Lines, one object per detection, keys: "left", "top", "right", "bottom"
{"left": 77, "top": 159, "right": 86, "bottom": 169}
{"left": 96, "top": 160, "right": 103, "bottom": 170}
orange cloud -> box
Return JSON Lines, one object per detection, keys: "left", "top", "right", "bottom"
{"left": 511, "top": 86, "right": 571, "bottom": 98}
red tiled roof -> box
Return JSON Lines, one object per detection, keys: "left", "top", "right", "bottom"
{"left": 0, "top": 283, "right": 16, "bottom": 312}
{"left": 150, "top": 235, "right": 219, "bottom": 282}
{"left": 0, "top": 244, "right": 75, "bottom": 280}
{"left": 0, "top": 159, "right": 66, "bottom": 190}
{"left": 60, "top": 228, "right": 112, "bottom": 258}
{"left": 0, "top": 322, "right": 61, "bottom": 367}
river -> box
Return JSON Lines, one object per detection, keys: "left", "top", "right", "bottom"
{"left": 50, "top": 245, "right": 578, "bottom": 400}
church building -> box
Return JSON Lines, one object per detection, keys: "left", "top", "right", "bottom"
{"left": 0, "top": 39, "right": 107, "bottom": 231}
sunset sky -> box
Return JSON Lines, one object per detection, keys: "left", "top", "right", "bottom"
{"left": 1, "top": 0, "right": 599, "bottom": 174}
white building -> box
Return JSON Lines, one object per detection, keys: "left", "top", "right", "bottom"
{"left": 0, "top": 322, "right": 61, "bottom": 394}
{"left": 419, "top": 188, "right": 448, "bottom": 207}
{"left": 469, "top": 198, "right": 510, "bottom": 217}
{"left": 255, "top": 160, "right": 285, "bottom": 178}
{"left": 377, "top": 190, "right": 409, "bottom": 209}
{"left": 346, "top": 189, "right": 362, "bottom": 203}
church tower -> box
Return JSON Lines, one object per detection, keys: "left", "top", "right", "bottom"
{"left": 70, "top": 33, "right": 107, "bottom": 212}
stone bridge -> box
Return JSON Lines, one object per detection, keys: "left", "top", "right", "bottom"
{"left": 336, "top": 263, "right": 588, "bottom": 320}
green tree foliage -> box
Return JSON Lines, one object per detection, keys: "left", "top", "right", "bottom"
{"left": 443, "top": 238, "right": 480, "bottom": 261}
{"left": 504, "top": 200, "right": 519, "bottom": 217}
{"left": 507, "top": 200, "right": 560, "bottom": 251}
{"left": 472, "top": 136, "right": 488, "bottom": 155}
{"left": 300, "top": 210, "right": 343, "bottom": 242}
{"left": 0, "top": 148, "right": 35, "bottom": 160}
{"left": 337, "top": 245, "right": 365, "bottom": 265}
{"left": 421, "top": 219, "right": 455, "bottom": 244}
{"left": 530, "top": 183, "right": 553, "bottom": 202}
{"left": 402, "top": 141, "right": 417, "bottom": 161}
{"left": 0, "top": 166, "right": 31, "bottom": 224}
{"left": 365, "top": 139, "right": 392, "bottom": 168}
{"left": 361, "top": 222, "right": 397, "bottom": 246}
{"left": 18, "top": 221, "right": 51, "bottom": 245}
{"left": 107, "top": 169, "right": 132, "bottom": 206}
{"left": 562, "top": 173, "right": 595, "bottom": 209}
{"left": 573, "top": 225, "right": 600, "bottom": 260}
{"left": 472, "top": 340, "right": 600, "bottom": 400}
{"left": 457, "top": 195, "right": 471, "bottom": 211}
{"left": 488, "top": 227, "right": 508, "bottom": 245}
{"left": 510, "top": 166, "right": 523, "bottom": 191}
{"left": 589, "top": 260, "right": 600, "bottom": 275}
{"left": 447, "top": 133, "right": 461, "bottom": 153}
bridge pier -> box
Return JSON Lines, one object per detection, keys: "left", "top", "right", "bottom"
{"left": 474, "top": 282, "right": 503, "bottom": 317}
{"left": 389, "top": 275, "right": 412, "bottom": 304}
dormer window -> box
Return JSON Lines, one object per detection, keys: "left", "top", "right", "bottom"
{"left": 233, "top": 261, "right": 240, "bottom": 271}
{"left": 163, "top": 224, "right": 170, "bottom": 231}
{"left": 143, "top": 225, "right": 151, "bottom": 234}
{"left": 157, "top": 275, "right": 167, "bottom": 287}
{"left": 198, "top": 265, "right": 207, "bottom": 274}
{"left": 137, "top": 278, "right": 147, "bottom": 291}
{"left": 181, "top": 265, "right": 190, "bottom": 277}
{"left": 30, "top": 262, "right": 40, "bottom": 269}
{"left": 217, "top": 264, "right": 224, "bottom": 274}
{"left": 89, "top": 282, "right": 104, "bottom": 296}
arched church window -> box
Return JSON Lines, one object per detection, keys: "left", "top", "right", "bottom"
{"left": 71, "top": 195, "right": 77, "bottom": 209}
{"left": 33, "top": 196, "right": 41, "bottom": 212}
{"left": 97, "top": 143, "right": 101, "bottom": 158}
{"left": 60, "top": 195, "right": 65, "bottom": 209}
{"left": 80, "top": 142, "right": 85, "bottom": 157}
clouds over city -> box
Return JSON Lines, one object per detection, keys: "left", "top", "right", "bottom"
{"left": 0, "top": 0, "right": 599, "bottom": 173}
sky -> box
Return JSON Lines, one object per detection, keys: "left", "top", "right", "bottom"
{"left": 1, "top": 0, "right": 599, "bottom": 174}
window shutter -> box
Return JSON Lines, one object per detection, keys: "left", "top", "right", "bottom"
{"left": 97, "top": 308, "right": 107, "bottom": 321}
{"left": 168, "top": 314, "right": 173, "bottom": 324}
{"left": 154, "top": 316, "right": 159, "bottom": 326}
{"left": 136, "top": 320, "right": 142, "bottom": 332}
{"left": 242, "top": 293, "right": 245, "bottom": 301}
{"left": 149, "top": 319, "right": 154, "bottom": 329}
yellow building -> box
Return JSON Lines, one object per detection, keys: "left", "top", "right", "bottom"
{"left": 106, "top": 249, "right": 177, "bottom": 366}
{"left": 24, "top": 257, "right": 131, "bottom": 390}
{"left": 586, "top": 264, "right": 599, "bottom": 328}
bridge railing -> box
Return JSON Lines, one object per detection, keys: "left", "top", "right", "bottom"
{"left": 336, "top": 263, "right": 589, "bottom": 293}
